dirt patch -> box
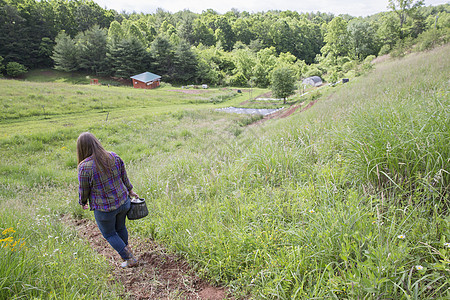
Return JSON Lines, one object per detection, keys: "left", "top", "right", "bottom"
{"left": 62, "top": 215, "right": 231, "bottom": 300}
{"left": 249, "top": 99, "right": 318, "bottom": 126}
{"left": 169, "top": 89, "right": 210, "bottom": 94}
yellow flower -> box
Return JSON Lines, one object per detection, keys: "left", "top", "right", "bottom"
{"left": 0, "top": 236, "right": 13, "bottom": 243}
{"left": 2, "top": 227, "right": 15, "bottom": 235}
{"left": 61, "top": 146, "right": 67, "bottom": 150}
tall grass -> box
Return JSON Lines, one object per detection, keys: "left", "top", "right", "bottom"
{"left": 0, "top": 45, "right": 449, "bottom": 299}
{"left": 128, "top": 45, "right": 450, "bottom": 298}
{"left": 0, "top": 188, "right": 123, "bottom": 299}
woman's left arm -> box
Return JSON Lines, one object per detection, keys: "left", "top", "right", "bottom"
{"left": 78, "top": 165, "right": 91, "bottom": 206}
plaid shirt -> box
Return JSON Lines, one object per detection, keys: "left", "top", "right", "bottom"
{"left": 78, "top": 152, "right": 133, "bottom": 212}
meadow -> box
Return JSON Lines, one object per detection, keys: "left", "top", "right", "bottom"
{"left": 1, "top": 44, "right": 449, "bottom": 299}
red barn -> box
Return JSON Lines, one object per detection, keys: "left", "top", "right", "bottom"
{"left": 130, "top": 72, "right": 161, "bottom": 89}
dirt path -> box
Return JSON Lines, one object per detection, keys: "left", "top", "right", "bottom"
{"left": 63, "top": 215, "right": 231, "bottom": 300}
{"left": 249, "top": 99, "right": 319, "bottom": 126}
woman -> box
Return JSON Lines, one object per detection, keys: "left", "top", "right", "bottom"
{"left": 77, "top": 132, "right": 139, "bottom": 268}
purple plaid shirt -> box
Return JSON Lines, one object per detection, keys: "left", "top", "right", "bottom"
{"left": 78, "top": 152, "right": 133, "bottom": 212}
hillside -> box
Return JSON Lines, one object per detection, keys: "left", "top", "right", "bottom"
{"left": 0, "top": 44, "right": 449, "bottom": 299}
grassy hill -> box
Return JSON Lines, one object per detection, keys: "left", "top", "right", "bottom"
{"left": 0, "top": 45, "right": 449, "bottom": 299}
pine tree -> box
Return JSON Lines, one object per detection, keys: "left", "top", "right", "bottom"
{"left": 76, "top": 25, "right": 109, "bottom": 75}
{"left": 107, "top": 37, "right": 149, "bottom": 78}
{"left": 172, "top": 40, "right": 198, "bottom": 83}
{"left": 51, "top": 31, "right": 78, "bottom": 72}
{"left": 150, "top": 34, "right": 175, "bottom": 81}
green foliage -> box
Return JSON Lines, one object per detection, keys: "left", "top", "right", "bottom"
{"left": 75, "top": 25, "right": 109, "bottom": 76}
{"left": 1, "top": 45, "right": 449, "bottom": 299}
{"left": 0, "top": 200, "right": 122, "bottom": 299}
{"left": 321, "top": 17, "right": 351, "bottom": 58}
{"left": 150, "top": 34, "right": 175, "bottom": 81}
{"left": 228, "top": 72, "right": 248, "bottom": 87}
{"left": 172, "top": 40, "right": 199, "bottom": 84}
{"left": 6, "top": 62, "right": 27, "bottom": 77}
{"left": 415, "top": 27, "right": 450, "bottom": 51}
{"left": 107, "top": 37, "right": 149, "bottom": 78}
{"left": 52, "top": 31, "right": 78, "bottom": 72}
{"left": 271, "top": 67, "right": 296, "bottom": 103}
{"left": 0, "top": 56, "right": 4, "bottom": 74}
{"left": 348, "top": 18, "right": 380, "bottom": 59}
{"left": 388, "top": 0, "right": 425, "bottom": 38}
{"left": 304, "top": 67, "right": 322, "bottom": 78}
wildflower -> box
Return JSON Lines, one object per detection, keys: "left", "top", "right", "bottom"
{"left": 309, "top": 209, "right": 315, "bottom": 213}
{"left": 444, "top": 242, "right": 450, "bottom": 248}
{"left": 0, "top": 236, "right": 13, "bottom": 243}
{"left": 2, "top": 227, "right": 15, "bottom": 235}
{"left": 61, "top": 146, "right": 67, "bottom": 150}
{"left": 415, "top": 265, "right": 424, "bottom": 271}
{"left": 397, "top": 234, "right": 406, "bottom": 239}
{"left": 372, "top": 220, "right": 377, "bottom": 224}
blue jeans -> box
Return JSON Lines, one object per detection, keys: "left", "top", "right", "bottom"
{"left": 94, "top": 198, "right": 131, "bottom": 260}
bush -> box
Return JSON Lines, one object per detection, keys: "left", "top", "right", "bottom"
{"left": 378, "top": 44, "right": 391, "bottom": 56}
{"left": 326, "top": 72, "right": 339, "bottom": 84}
{"left": 341, "top": 61, "right": 357, "bottom": 73}
{"left": 304, "top": 67, "right": 322, "bottom": 78}
{"left": 415, "top": 28, "right": 450, "bottom": 52}
{"left": 364, "top": 55, "right": 376, "bottom": 64}
{"left": 227, "top": 72, "right": 248, "bottom": 87}
{"left": 6, "top": 62, "right": 27, "bottom": 78}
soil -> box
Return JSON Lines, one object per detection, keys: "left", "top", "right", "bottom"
{"left": 62, "top": 215, "right": 231, "bottom": 300}
{"left": 247, "top": 95, "right": 320, "bottom": 126}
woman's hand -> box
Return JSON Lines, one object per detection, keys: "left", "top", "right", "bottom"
{"left": 129, "top": 190, "right": 139, "bottom": 199}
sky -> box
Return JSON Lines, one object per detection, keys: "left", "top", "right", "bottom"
{"left": 94, "top": 0, "right": 448, "bottom": 17}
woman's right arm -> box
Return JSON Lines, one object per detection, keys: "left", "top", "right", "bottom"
{"left": 117, "top": 155, "right": 134, "bottom": 193}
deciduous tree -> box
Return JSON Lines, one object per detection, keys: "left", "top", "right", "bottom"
{"left": 271, "top": 67, "right": 296, "bottom": 104}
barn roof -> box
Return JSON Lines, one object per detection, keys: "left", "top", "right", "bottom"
{"left": 130, "top": 72, "right": 161, "bottom": 83}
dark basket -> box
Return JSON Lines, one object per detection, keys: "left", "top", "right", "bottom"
{"left": 127, "top": 198, "right": 149, "bottom": 220}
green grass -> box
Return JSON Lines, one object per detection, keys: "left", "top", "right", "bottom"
{"left": 1, "top": 45, "right": 449, "bottom": 299}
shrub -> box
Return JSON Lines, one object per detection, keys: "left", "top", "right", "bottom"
{"left": 378, "top": 44, "right": 391, "bottom": 56}
{"left": 326, "top": 72, "right": 339, "bottom": 84}
{"left": 364, "top": 55, "right": 376, "bottom": 64}
{"left": 6, "top": 62, "right": 27, "bottom": 77}
{"left": 341, "top": 61, "right": 357, "bottom": 73}
{"left": 227, "top": 72, "right": 248, "bottom": 87}
{"left": 415, "top": 28, "right": 450, "bottom": 52}
{"left": 304, "top": 67, "right": 322, "bottom": 78}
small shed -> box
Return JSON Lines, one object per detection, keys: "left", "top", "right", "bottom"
{"left": 130, "top": 72, "right": 161, "bottom": 89}
{"left": 302, "top": 76, "right": 323, "bottom": 87}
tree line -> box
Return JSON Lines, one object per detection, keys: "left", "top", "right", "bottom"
{"left": 0, "top": 0, "right": 449, "bottom": 86}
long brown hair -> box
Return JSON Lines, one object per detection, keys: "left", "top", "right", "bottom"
{"left": 77, "top": 132, "right": 112, "bottom": 172}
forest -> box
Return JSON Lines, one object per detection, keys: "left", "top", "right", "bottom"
{"left": 0, "top": 0, "right": 449, "bottom": 86}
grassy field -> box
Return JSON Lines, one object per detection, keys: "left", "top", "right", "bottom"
{"left": 1, "top": 45, "right": 449, "bottom": 299}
